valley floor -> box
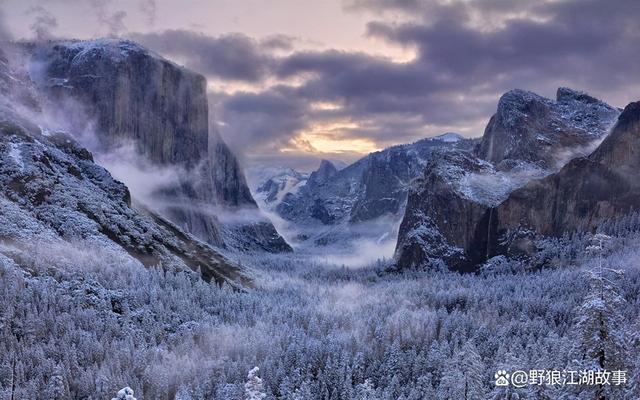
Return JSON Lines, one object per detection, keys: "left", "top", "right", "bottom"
{"left": 1, "top": 228, "right": 639, "bottom": 399}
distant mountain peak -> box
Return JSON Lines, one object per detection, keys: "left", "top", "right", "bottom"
{"left": 318, "top": 159, "right": 337, "bottom": 170}
{"left": 309, "top": 159, "right": 338, "bottom": 184}
{"left": 432, "top": 132, "right": 464, "bottom": 142}
{"left": 617, "top": 100, "right": 640, "bottom": 125}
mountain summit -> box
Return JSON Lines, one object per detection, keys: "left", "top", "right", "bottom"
{"left": 395, "top": 87, "right": 623, "bottom": 270}
{"left": 486, "top": 101, "right": 640, "bottom": 259}
{"left": 477, "top": 87, "right": 619, "bottom": 168}
{"left": 29, "top": 39, "right": 291, "bottom": 253}
{"left": 0, "top": 52, "right": 248, "bottom": 286}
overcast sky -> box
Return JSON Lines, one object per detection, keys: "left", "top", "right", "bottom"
{"left": 2, "top": 0, "right": 639, "bottom": 171}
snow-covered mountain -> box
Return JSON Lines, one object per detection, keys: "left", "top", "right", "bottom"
{"left": 26, "top": 39, "right": 291, "bottom": 253}
{"left": 253, "top": 167, "right": 309, "bottom": 210}
{"left": 490, "top": 100, "right": 640, "bottom": 255}
{"left": 433, "top": 132, "right": 465, "bottom": 143}
{"left": 395, "top": 88, "right": 623, "bottom": 271}
{"left": 250, "top": 134, "right": 476, "bottom": 254}
{"left": 0, "top": 50, "right": 248, "bottom": 286}
{"left": 273, "top": 134, "right": 476, "bottom": 226}
{"left": 477, "top": 87, "right": 619, "bottom": 168}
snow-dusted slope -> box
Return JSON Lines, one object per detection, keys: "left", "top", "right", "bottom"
{"left": 395, "top": 87, "right": 622, "bottom": 271}
{"left": 433, "top": 132, "right": 464, "bottom": 143}
{"left": 273, "top": 134, "right": 477, "bottom": 229}
{"left": 0, "top": 55, "right": 248, "bottom": 286}
{"left": 27, "top": 39, "right": 291, "bottom": 253}
{"left": 253, "top": 167, "right": 309, "bottom": 210}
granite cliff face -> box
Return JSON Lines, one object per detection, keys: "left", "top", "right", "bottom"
{"left": 395, "top": 88, "right": 621, "bottom": 270}
{"left": 0, "top": 55, "right": 248, "bottom": 286}
{"left": 488, "top": 102, "right": 640, "bottom": 256}
{"left": 477, "top": 87, "right": 619, "bottom": 168}
{"left": 307, "top": 159, "right": 338, "bottom": 186}
{"left": 208, "top": 137, "right": 256, "bottom": 206}
{"left": 28, "top": 39, "right": 290, "bottom": 253}
{"left": 274, "top": 133, "right": 475, "bottom": 228}
{"left": 33, "top": 40, "right": 209, "bottom": 166}
{"left": 394, "top": 152, "right": 493, "bottom": 270}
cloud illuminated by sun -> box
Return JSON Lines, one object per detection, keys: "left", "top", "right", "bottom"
{"left": 282, "top": 119, "right": 380, "bottom": 155}
{"left": 310, "top": 101, "right": 342, "bottom": 111}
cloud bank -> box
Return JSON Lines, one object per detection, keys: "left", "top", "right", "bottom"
{"left": 3, "top": 0, "right": 639, "bottom": 170}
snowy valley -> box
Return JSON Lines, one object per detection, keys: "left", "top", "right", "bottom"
{"left": 0, "top": 36, "right": 639, "bottom": 400}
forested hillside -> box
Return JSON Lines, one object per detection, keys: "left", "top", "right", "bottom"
{"left": 2, "top": 215, "right": 639, "bottom": 398}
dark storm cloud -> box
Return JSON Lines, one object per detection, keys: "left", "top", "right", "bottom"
{"left": 278, "top": 51, "right": 447, "bottom": 106}
{"left": 364, "top": 1, "right": 639, "bottom": 89}
{"left": 260, "top": 34, "right": 296, "bottom": 52}
{"left": 215, "top": 0, "right": 640, "bottom": 161}
{"left": 345, "top": 0, "right": 540, "bottom": 18}
{"left": 213, "top": 87, "right": 310, "bottom": 149}
{"left": 40, "top": 0, "right": 632, "bottom": 168}
{"left": 132, "top": 30, "right": 275, "bottom": 82}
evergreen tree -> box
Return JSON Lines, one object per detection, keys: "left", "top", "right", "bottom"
{"left": 575, "top": 234, "right": 628, "bottom": 400}
{"left": 46, "top": 366, "right": 68, "bottom": 400}
{"left": 175, "top": 385, "right": 194, "bottom": 400}
{"left": 245, "top": 367, "right": 267, "bottom": 400}
{"left": 439, "top": 343, "right": 485, "bottom": 400}
{"left": 355, "top": 378, "right": 377, "bottom": 400}
{"left": 111, "top": 387, "right": 137, "bottom": 400}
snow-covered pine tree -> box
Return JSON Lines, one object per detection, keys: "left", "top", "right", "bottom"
{"left": 627, "top": 322, "right": 640, "bottom": 399}
{"left": 291, "top": 380, "right": 313, "bottom": 400}
{"left": 245, "top": 367, "right": 267, "bottom": 400}
{"left": 575, "top": 234, "right": 628, "bottom": 399}
{"left": 111, "top": 387, "right": 137, "bottom": 400}
{"left": 459, "top": 342, "right": 486, "bottom": 400}
{"left": 46, "top": 366, "right": 68, "bottom": 400}
{"left": 439, "top": 342, "right": 485, "bottom": 400}
{"left": 354, "top": 378, "right": 377, "bottom": 400}
{"left": 175, "top": 385, "right": 194, "bottom": 400}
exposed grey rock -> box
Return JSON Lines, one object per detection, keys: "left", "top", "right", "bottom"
{"left": 274, "top": 135, "right": 477, "bottom": 228}
{"left": 0, "top": 58, "right": 248, "bottom": 285}
{"left": 27, "top": 39, "right": 291, "bottom": 253}
{"left": 394, "top": 151, "right": 489, "bottom": 270}
{"left": 489, "top": 101, "right": 640, "bottom": 256}
{"left": 395, "top": 88, "right": 622, "bottom": 271}
{"left": 307, "top": 159, "right": 337, "bottom": 186}
{"left": 477, "top": 88, "right": 619, "bottom": 169}
{"left": 33, "top": 39, "right": 208, "bottom": 166}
